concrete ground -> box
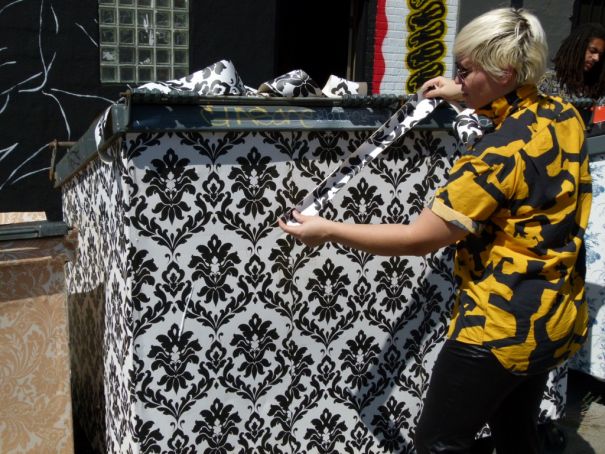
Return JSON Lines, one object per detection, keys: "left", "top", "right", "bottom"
{"left": 471, "top": 369, "right": 605, "bottom": 454}
{"left": 547, "top": 369, "right": 605, "bottom": 454}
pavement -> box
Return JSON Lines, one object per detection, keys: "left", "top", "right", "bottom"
{"left": 470, "top": 369, "right": 605, "bottom": 454}
{"left": 546, "top": 369, "right": 605, "bottom": 454}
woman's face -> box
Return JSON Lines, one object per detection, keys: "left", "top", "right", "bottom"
{"left": 455, "top": 58, "right": 515, "bottom": 109}
{"left": 584, "top": 37, "right": 605, "bottom": 72}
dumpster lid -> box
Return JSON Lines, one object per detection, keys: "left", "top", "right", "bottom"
{"left": 52, "top": 93, "right": 437, "bottom": 188}
{"left": 125, "top": 89, "right": 407, "bottom": 107}
{"left": 0, "top": 221, "right": 69, "bottom": 242}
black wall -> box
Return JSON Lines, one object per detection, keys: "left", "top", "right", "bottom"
{"left": 0, "top": 1, "right": 120, "bottom": 220}
{"left": 1, "top": 1, "right": 362, "bottom": 220}
{"left": 275, "top": 0, "right": 352, "bottom": 87}
{"left": 190, "top": 0, "right": 278, "bottom": 87}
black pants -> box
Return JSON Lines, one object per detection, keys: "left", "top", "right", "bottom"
{"left": 414, "top": 340, "right": 550, "bottom": 454}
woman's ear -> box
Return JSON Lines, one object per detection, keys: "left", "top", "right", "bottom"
{"left": 499, "top": 67, "right": 517, "bottom": 87}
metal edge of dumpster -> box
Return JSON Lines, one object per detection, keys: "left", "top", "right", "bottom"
{"left": 49, "top": 92, "right": 605, "bottom": 190}
{"left": 50, "top": 94, "right": 467, "bottom": 188}
{"left": 0, "top": 220, "right": 70, "bottom": 242}
{"left": 53, "top": 103, "right": 129, "bottom": 188}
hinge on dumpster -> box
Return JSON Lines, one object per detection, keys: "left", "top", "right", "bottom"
{"left": 48, "top": 140, "right": 76, "bottom": 183}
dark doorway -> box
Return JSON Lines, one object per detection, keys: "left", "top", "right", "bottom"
{"left": 573, "top": 0, "right": 605, "bottom": 26}
{"left": 275, "top": 0, "right": 353, "bottom": 87}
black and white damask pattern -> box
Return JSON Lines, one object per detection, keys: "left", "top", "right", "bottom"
{"left": 139, "top": 59, "right": 248, "bottom": 96}
{"left": 62, "top": 117, "right": 565, "bottom": 452}
{"left": 322, "top": 75, "right": 368, "bottom": 98}
{"left": 292, "top": 95, "right": 442, "bottom": 219}
{"left": 62, "top": 141, "right": 132, "bottom": 453}
{"left": 136, "top": 62, "right": 357, "bottom": 100}
{"left": 258, "top": 69, "right": 323, "bottom": 97}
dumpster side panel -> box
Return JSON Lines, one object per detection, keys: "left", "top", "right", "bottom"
{"left": 62, "top": 143, "right": 134, "bottom": 453}
{"left": 122, "top": 128, "right": 459, "bottom": 452}
{"left": 61, "top": 124, "right": 567, "bottom": 452}
{"left": 0, "top": 235, "right": 77, "bottom": 454}
{"left": 570, "top": 154, "right": 605, "bottom": 380}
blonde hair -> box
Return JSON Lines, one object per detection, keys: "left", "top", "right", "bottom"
{"left": 454, "top": 8, "right": 548, "bottom": 85}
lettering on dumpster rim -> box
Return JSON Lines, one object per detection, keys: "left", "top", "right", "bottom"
{"left": 199, "top": 105, "right": 381, "bottom": 128}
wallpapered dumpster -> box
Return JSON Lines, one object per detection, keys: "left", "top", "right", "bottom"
{"left": 0, "top": 215, "right": 76, "bottom": 453}
{"left": 571, "top": 131, "right": 605, "bottom": 381}
{"left": 53, "top": 92, "right": 567, "bottom": 453}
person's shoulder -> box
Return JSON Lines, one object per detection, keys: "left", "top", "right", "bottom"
{"left": 474, "top": 98, "right": 572, "bottom": 153}
{"left": 533, "top": 92, "right": 582, "bottom": 121}
{"left": 470, "top": 120, "right": 528, "bottom": 158}
{"left": 539, "top": 69, "right": 557, "bottom": 82}
{"left": 525, "top": 96, "right": 586, "bottom": 145}
{"left": 537, "top": 96, "right": 582, "bottom": 122}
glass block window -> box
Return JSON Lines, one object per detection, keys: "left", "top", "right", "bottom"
{"left": 99, "top": 0, "right": 189, "bottom": 83}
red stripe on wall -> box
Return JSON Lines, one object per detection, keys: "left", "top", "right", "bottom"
{"left": 372, "top": 0, "right": 387, "bottom": 93}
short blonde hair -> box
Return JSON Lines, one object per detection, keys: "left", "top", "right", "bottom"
{"left": 454, "top": 8, "right": 547, "bottom": 85}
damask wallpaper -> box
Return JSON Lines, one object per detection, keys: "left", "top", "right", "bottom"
{"left": 61, "top": 112, "right": 566, "bottom": 452}
{"left": 570, "top": 153, "right": 605, "bottom": 380}
{"left": 0, "top": 230, "right": 77, "bottom": 453}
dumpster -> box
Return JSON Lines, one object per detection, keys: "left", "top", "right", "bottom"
{"left": 53, "top": 91, "right": 566, "bottom": 452}
{"left": 0, "top": 215, "right": 76, "bottom": 453}
{"left": 570, "top": 132, "right": 605, "bottom": 381}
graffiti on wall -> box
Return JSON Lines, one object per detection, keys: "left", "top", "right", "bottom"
{"left": 0, "top": 0, "right": 115, "bottom": 218}
{"left": 405, "top": 0, "right": 447, "bottom": 93}
{"left": 371, "top": 0, "right": 450, "bottom": 95}
{"left": 371, "top": 0, "right": 388, "bottom": 94}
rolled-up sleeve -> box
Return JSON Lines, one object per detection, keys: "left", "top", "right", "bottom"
{"left": 430, "top": 153, "right": 513, "bottom": 234}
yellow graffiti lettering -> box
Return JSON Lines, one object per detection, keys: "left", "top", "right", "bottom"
{"left": 408, "top": 0, "right": 432, "bottom": 9}
{"left": 273, "top": 108, "right": 293, "bottom": 126}
{"left": 407, "top": 62, "right": 445, "bottom": 93}
{"left": 407, "top": 41, "right": 446, "bottom": 69}
{"left": 407, "top": 20, "right": 445, "bottom": 47}
{"left": 199, "top": 105, "right": 213, "bottom": 125}
{"left": 247, "top": 106, "right": 274, "bottom": 126}
{"left": 405, "top": 0, "right": 448, "bottom": 92}
{"left": 407, "top": 1, "right": 445, "bottom": 28}
{"left": 214, "top": 106, "right": 231, "bottom": 128}
{"left": 197, "top": 105, "right": 325, "bottom": 128}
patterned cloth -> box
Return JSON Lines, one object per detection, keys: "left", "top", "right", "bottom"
{"left": 539, "top": 71, "right": 605, "bottom": 380}
{"left": 570, "top": 154, "right": 605, "bottom": 379}
{"left": 292, "top": 94, "right": 443, "bottom": 219}
{"left": 431, "top": 85, "right": 592, "bottom": 374}
{"left": 537, "top": 69, "right": 574, "bottom": 100}
{"left": 537, "top": 69, "right": 603, "bottom": 126}
{"left": 538, "top": 69, "right": 605, "bottom": 105}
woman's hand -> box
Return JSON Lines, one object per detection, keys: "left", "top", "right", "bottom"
{"left": 277, "top": 210, "right": 334, "bottom": 247}
{"left": 421, "top": 76, "right": 464, "bottom": 103}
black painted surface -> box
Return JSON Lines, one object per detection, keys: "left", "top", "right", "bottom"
{"left": 0, "top": 0, "right": 373, "bottom": 220}
{"left": 0, "top": 1, "right": 120, "bottom": 220}
{"left": 190, "top": 0, "right": 278, "bottom": 88}
{"left": 275, "top": 0, "right": 351, "bottom": 87}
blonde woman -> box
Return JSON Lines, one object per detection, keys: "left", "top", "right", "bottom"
{"left": 280, "top": 8, "right": 591, "bottom": 453}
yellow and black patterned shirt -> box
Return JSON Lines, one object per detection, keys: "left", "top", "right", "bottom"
{"left": 430, "top": 85, "right": 592, "bottom": 374}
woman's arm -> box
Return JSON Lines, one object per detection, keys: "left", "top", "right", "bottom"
{"left": 278, "top": 207, "right": 467, "bottom": 256}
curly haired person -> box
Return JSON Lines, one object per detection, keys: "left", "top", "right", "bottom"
{"left": 539, "top": 22, "right": 605, "bottom": 100}
{"left": 539, "top": 22, "right": 605, "bottom": 126}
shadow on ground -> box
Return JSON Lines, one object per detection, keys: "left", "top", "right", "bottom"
{"left": 549, "top": 369, "right": 605, "bottom": 454}
{"left": 466, "top": 369, "right": 605, "bottom": 454}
